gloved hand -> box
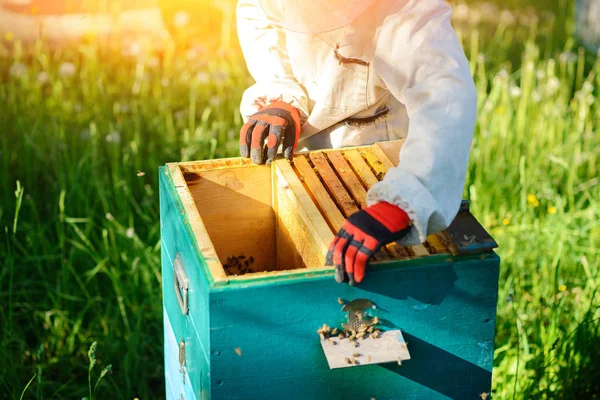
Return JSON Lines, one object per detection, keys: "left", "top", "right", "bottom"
{"left": 326, "top": 202, "right": 412, "bottom": 285}
{"left": 239, "top": 101, "right": 301, "bottom": 165}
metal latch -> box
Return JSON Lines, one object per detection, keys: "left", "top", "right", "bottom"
{"left": 173, "top": 254, "right": 189, "bottom": 315}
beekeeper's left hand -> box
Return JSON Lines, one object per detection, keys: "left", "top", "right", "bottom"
{"left": 239, "top": 101, "right": 301, "bottom": 165}
{"left": 326, "top": 202, "right": 412, "bottom": 285}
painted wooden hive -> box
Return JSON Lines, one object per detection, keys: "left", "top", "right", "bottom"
{"left": 159, "top": 140, "right": 500, "bottom": 400}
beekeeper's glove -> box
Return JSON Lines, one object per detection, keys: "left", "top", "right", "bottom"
{"left": 326, "top": 202, "right": 412, "bottom": 285}
{"left": 239, "top": 101, "right": 301, "bottom": 165}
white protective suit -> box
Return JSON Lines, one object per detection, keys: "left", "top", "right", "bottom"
{"left": 236, "top": 0, "right": 477, "bottom": 246}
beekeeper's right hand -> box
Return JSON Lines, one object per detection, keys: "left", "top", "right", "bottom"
{"left": 239, "top": 101, "right": 301, "bottom": 165}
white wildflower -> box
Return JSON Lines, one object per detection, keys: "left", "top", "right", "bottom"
{"left": 559, "top": 52, "right": 577, "bottom": 63}
{"left": 195, "top": 71, "right": 210, "bottom": 84}
{"left": 509, "top": 85, "right": 522, "bottom": 98}
{"left": 531, "top": 90, "right": 542, "bottom": 103}
{"left": 173, "top": 11, "right": 190, "bottom": 28}
{"left": 9, "top": 62, "right": 27, "bottom": 78}
{"left": 546, "top": 77, "right": 561, "bottom": 96}
{"left": 493, "top": 69, "right": 509, "bottom": 85}
{"left": 126, "top": 227, "right": 135, "bottom": 238}
{"left": 212, "top": 71, "right": 229, "bottom": 83}
{"left": 582, "top": 81, "right": 594, "bottom": 93}
{"left": 106, "top": 213, "right": 114, "bottom": 221}
{"left": 58, "top": 62, "right": 76, "bottom": 78}
{"left": 500, "top": 10, "right": 516, "bottom": 26}
{"left": 209, "top": 96, "right": 221, "bottom": 106}
{"left": 454, "top": 3, "right": 470, "bottom": 22}
{"left": 536, "top": 69, "right": 545, "bottom": 80}
{"left": 105, "top": 131, "right": 121, "bottom": 143}
{"left": 37, "top": 71, "right": 49, "bottom": 84}
{"left": 186, "top": 46, "right": 206, "bottom": 61}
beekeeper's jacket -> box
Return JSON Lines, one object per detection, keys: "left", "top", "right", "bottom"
{"left": 236, "top": 0, "right": 477, "bottom": 246}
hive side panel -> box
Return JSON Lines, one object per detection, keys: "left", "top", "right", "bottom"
{"left": 207, "top": 255, "right": 500, "bottom": 400}
{"left": 184, "top": 165, "right": 277, "bottom": 274}
{"left": 160, "top": 167, "right": 212, "bottom": 398}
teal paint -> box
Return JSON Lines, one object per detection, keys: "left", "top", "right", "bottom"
{"left": 160, "top": 167, "right": 211, "bottom": 398}
{"left": 160, "top": 166, "right": 501, "bottom": 399}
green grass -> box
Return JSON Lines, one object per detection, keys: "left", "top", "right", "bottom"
{"left": 1, "top": 1, "right": 599, "bottom": 398}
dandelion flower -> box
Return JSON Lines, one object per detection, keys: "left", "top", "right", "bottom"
{"left": 105, "top": 131, "right": 121, "bottom": 143}
{"left": 4, "top": 31, "right": 14, "bottom": 41}
{"left": 126, "top": 227, "right": 135, "bottom": 238}
{"left": 547, "top": 206, "right": 557, "bottom": 215}
{"left": 502, "top": 218, "right": 510, "bottom": 226}
{"left": 173, "top": 11, "right": 190, "bottom": 28}
{"left": 531, "top": 90, "right": 542, "bottom": 103}
{"left": 37, "top": 71, "right": 49, "bottom": 84}
{"left": 509, "top": 85, "right": 522, "bottom": 98}
{"left": 546, "top": 77, "right": 561, "bottom": 96}
{"left": 559, "top": 52, "right": 577, "bottom": 63}
{"left": 58, "top": 62, "right": 76, "bottom": 78}
{"left": 9, "top": 62, "right": 27, "bottom": 78}
{"left": 527, "top": 194, "right": 540, "bottom": 207}
{"left": 558, "top": 284, "right": 567, "bottom": 292}
{"left": 195, "top": 71, "right": 210, "bottom": 84}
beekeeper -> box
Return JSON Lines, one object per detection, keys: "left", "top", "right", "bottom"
{"left": 237, "top": 0, "right": 477, "bottom": 285}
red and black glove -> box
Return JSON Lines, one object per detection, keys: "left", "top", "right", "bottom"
{"left": 240, "top": 101, "right": 301, "bottom": 165}
{"left": 326, "top": 202, "right": 412, "bottom": 285}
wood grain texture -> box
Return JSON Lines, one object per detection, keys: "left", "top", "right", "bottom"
{"left": 309, "top": 152, "right": 359, "bottom": 217}
{"left": 160, "top": 167, "right": 212, "bottom": 397}
{"left": 207, "top": 255, "right": 500, "bottom": 399}
{"left": 185, "top": 165, "right": 277, "bottom": 273}
{"left": 343, "top": 150, "right": 380, "bottom": 189}
{"left": 320, "top": 330, "right": 411, "bottom": 369}
{"left": 273, "top": 161, "right": 332, "bottom": 269}
{"left": 293, "top": 155, "right": 346, "bottom": 232}
{"left": 327, "top": 151, "right": 368, "bottom": 208}
{"left": 167, "top": 164, "right": 227, "bottom": 282}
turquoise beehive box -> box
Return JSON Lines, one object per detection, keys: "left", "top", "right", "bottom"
{"left": 160, "top": 140, "right": 500, "bottom": 400}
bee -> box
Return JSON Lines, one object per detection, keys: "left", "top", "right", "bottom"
{"left": 249, "top": 256, "right": 255, "bottom": 263}
{"left": 331, "top": 328, "right": 339, "bottom": 336}
{"left": 235, "top": 348, "right": 242, "bottom": 356}
{"left": 368, "top": 355, "right": 372, "bottom": 363}
{"left": 137, "top": 170, "right": 145, "bottom": 177}
{"left": 397, "top": 357, "right": 403, "bottom": 366}
{"left": 352, "top": 353, "right": 361, "bottom": 358}
{"left": 345, "top": 357, "right": 352, "bottom": 365}
{"left": 479, "top": 393, "right": 489, "bottom": 400}
{"left": 351, "top": 358, "right": 359, "bottom": 365}
{"left": 338, "top": 298, "right": 346, "bottom": 305}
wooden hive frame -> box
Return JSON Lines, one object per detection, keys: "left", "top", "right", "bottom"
{"left": 164, "top": 140, "right": 496, "bottom": 286}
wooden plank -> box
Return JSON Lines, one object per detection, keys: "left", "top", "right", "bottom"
{"left": 309, "top": 152, "right": 359, "bottom": 217}
{"left": 326, "top": 151, "right": 368, "bottom": 208}
{"left": 343, "top": 150, "right": 380, "bottom": 189}
{"left": 167, "top": 163, "right": 228, "bottom": 282}
{"left": 320, "top": 330, "right": 411, "bottom": 369}
{"left": 293, "top": 155, "right": 347, "bottom": 232}
{"left": 361, "top": 148, "right": 388, "bottom": 181}
{"left": 273, "top": 161, "right": 333, "bottom": 270}
{"left": 425, "top": 234, "right": 448, "bottom": 255}
{"left": 184, "top": 165, "right": 277, "bottom": 274}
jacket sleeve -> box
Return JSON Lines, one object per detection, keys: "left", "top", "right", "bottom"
{"left": 366, "top": 0, "right": 477, "bottom": 246}
{"left": 236, "top": 0, "right": 309, "bottom": 122}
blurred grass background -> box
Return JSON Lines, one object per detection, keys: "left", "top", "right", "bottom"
{"left": 1, "top": 0, "right": 599, "bottom": 398}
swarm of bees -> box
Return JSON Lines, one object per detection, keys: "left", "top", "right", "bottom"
{"left": 223, "top": 254, "right": 255, "bottom": 275}
{"left": 316, "top": 316, "right": 382, "bottom": 342}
